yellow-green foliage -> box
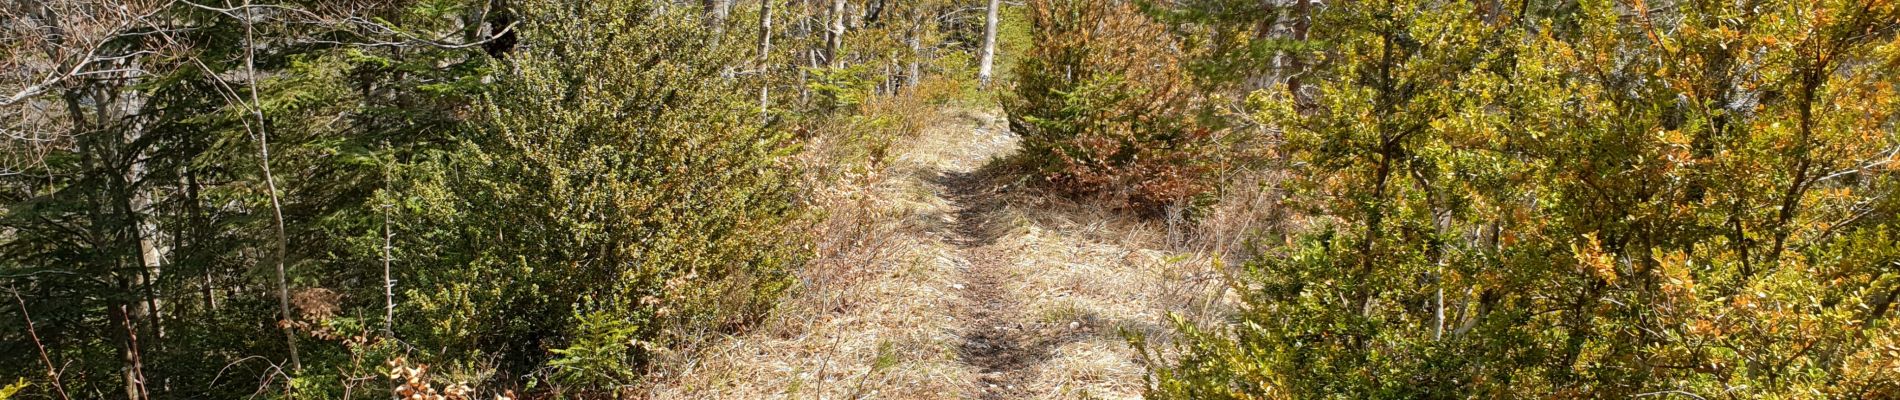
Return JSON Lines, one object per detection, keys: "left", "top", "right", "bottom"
{"left": 0, "top": 379, "right": 26, "bottom": 400}
{"left": 1144, "top": 0, "right": 1900, "bottom": 397}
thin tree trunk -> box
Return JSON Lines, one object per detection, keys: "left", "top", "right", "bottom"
{"left": 703, "top": 0, "right": 733, "bottom": 39}
{"left": 1765, "top": 68, "right": 1826, "bottom": 268}
{"left": 262, "top": 60, "right": 301, "bottom": 374}
{"left": 977, "top": 0, "right": 1000, "bottom": 87}
{"left": 906, "top": 15, "right": 921, "bottom": 88}
{"left": 382, "top": 190, "right": 394, "bottom": 334}
{"left": 1287, "top": 0, "right": 1312, "bottom": 111}
{"left": 62, "top": 88, "right": 147, "bottom": 400}
{"left": 128, "top": 140, "right": 164, "bottom": 348}
{"left": 243, "top": 1, "right": 301, "bottom": 372}
{"left": 759, "top": 0, "right": 774, "bottom": 121}
{"left": 91, "top": 54, "right": 159, "bottom": 400}
{"left": 186, "top": 171, "right": 215, "bottom": 312}
{"left": 826, "top": 0, "right": 847, "bottom": 67}
{"left": 116, "top": 302, "right": 148, "bottom": 400}
{"left": 1354, "top": 142, "right": 1396, "bottom": 318}
{"left": 799, "top": 0, "right": 814, "bottom": 103}
{"left": 1433, "top": 285, "right": 1445, "bottom": 340}
{"left": 708, "top": 0, "right": 733, "bottom": 26}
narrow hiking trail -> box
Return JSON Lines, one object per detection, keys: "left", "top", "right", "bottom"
{"left": 937, "top": 142, "right": 1049, "bottom": 399}
{"left": 647, "top": 109, "right": 1230, "bottom": 399}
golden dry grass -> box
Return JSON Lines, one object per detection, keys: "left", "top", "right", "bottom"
{"left": 642, "top": 106, "right": 1244, "bottom": 399}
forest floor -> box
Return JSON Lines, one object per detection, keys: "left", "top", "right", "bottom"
{"left": 645, "top": 108, "right": 1232, "bottom": 399}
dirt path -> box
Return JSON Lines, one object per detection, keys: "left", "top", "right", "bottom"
{"left": 938, "top": 168, "right": 1048, "bottom": 399}
{"left": 647, "top": 109, "right": 1223, "bottom": 399}
{"left": 929, "top": 118, "right": 1164, "bottom": 400}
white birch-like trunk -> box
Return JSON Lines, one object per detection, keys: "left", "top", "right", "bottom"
{"left": 977, "top": 0, "right": 1000, "bottom": 87}
{"left": 759, "top": 0, "right": 774, "bottom": 121}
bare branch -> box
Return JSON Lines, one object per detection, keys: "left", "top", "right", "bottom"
{"left": 10, "top": 286, "right": 72, "bottom": 400}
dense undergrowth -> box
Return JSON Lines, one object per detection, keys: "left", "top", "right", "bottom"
{"left": 1, "top": 0, "right": 996, "bottom": 397}
{"left": 5, "top": 0, "right": 1898, "bottom": 398}
{"left": 1117, "top": 0, "right": 1900, "bottom": 398}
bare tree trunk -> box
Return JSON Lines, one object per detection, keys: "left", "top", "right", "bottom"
{"left": 86, "top": 48, "right": 159, "bottom": 400}
{"left": 906, "top": 15, "right": 921, "bottom": 88}
{"left": 133, "top": 208, "right": 162, "bottom": 340}
{"left": 759, "top": 0, "right": 774, "bottom": 121}
{"left": 123, "top": 99, "right": 164, "bottom": 350}
{"left": 803, "top": 49, "right": 817, "bottom": 103}
{"left": 382, "top": 191, "right": 394, "bottom": 334}
{"left": 799, "top": 0, "right": 815, "bottom": 103}
{"left": 242, "top": 1, "right": 302, "bottom": 372}
{"left": 116, "top": 302, "right": 148, "bottom": 400}
{"left": 1433, "top": 285, "right": 1445, "bottom": 340}
{"left": 881, "top": 62, "right": 893, "bottom": 96}
{"left": 702, "top": 0, "right": 733, "bottom": 38}
{"left": 977, "top": 0, "right": 1000, "bottom": 87}
{"left": 704, "top": 0, "right": 733, "bottom": 24}
{"left": 1287, "top": 0, "right": 1312, "bottom": 111}
{"left": 826, "top": 0, "right": 847, "bottom": 67}
{"left": 184, "top": 171, "right": 215, "bottom": 312}
{"left": 116, "top": 307, "right": 138, "bottom": 400}
{"left": 262, "top": 54, "right": 301, "bottom": 374}
{"left": 60, "top": 85, "right": 146, "bottom": 400}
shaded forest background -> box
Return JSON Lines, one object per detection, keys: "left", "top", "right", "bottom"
{"left": 2, "top": 0, "right": 1898, "bottom": 398}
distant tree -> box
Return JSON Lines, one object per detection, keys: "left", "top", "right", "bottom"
{"left": 978, "top": 0, "right": 1001, "bottom": 87}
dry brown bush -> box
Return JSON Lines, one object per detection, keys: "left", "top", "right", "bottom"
{"left": 1004, "top": 0, "right": 1224, "bottom": 213}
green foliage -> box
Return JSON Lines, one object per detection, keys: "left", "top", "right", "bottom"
{"left": 809, "top": 64, "right": 880, "bottom": 111}
{"left": 397, "top": 0, "right": 802, "bottom": 386}
{"left": 0, "top": 0, "right": 496, "bottom": 395}
{"left": 1142, "top": 0, "right": 1295, "bottom": 89}
{"left": 20, "top": 0, "right": 1894, "bottom": 397}
{"left": 987, "top": 2, "right": 1034, "bottom": 90}
{"left": 1144, "top": 0, "right": 1900, "bottom": 397}
{"left": 1, "top": 0, "right": 813, "bottom": 396}
{"left": 546, "top": 310, "right": 647, "bottom": 388}
{"left": 1005, "top": 0, "right": 1223, "bottom": 212}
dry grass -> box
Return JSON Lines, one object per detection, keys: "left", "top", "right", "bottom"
{"left": 643, "top": 103, "right": 1265, "bottom": 399}
{"left": 641, "top": 105, "right": 998, "bottom": 399}
{"left": 962, "top": 179, "right": 1233, "bottom": 399}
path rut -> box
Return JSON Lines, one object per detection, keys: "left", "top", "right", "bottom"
{"left": 646, "top": 109, "right": 1178, "bottom": 399}
{"left": 938, "top": 169, "right": 1049, "bottom": 399}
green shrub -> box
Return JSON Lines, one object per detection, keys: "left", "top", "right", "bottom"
{"left": 1004, "top": 0, "right": 1219, "bottom": 212}
{"left": 1140, "top": 0, "right": 1900, "bottom": 397}
{"left": 401, "top": 0, "right": 800, "bottom": 387}
{"left": 808, "top": 64, "right": 879, "bottom": 112}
